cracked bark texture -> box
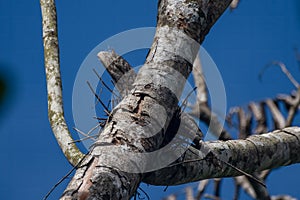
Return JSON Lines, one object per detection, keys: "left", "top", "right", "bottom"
{"left": 40, "top": 0, "right": 300, "bottom": 199}
{"left": 97, "top": 50, "right": 203, "bottom": 144}
{"left": 61, "top": 0, "right": 232, "bottom": 199}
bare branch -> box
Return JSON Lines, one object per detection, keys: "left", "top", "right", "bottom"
{"left": 164, "top": 195, "right": 177, "bottom": 200}
{"left": 235, "top": 176, "right": 256, "bottom": 199}
{"left": 213, "top": 179, "right": 222, "bottom": 198}
{"left": 99, "top": 49, "right": 300, "bottom": 199}
{"left": 265, "top": 99, "right": 286, "bottom": 129}
{"left": 93, "top": 68, "right": 119, "bottom": 98}
{"left": 190, "top": 104, "right": 232, "bottom": 140}
{"left": 230, "top": 0, "right": 241, "bottom": 11}
{"left": 143, "top": 127, "right": 300, "bottom": 186}
{"left": 40, "top": 0, "right": 84, "bottom": 166}
{"left": 248, "top": 102, "right": 268, "bottom": 134}
{"left": 97, "top": 50, "right": 136, "bottom": 97}
{"left": 193, "top": 55, "right": 207, "bottom": 104}
{"left": 195, "top": 180, "right": 210, "bottom": 200}
{"left": 190, "top": 55, "right": 231, "bottom": 140}
{"left": 227, "top": 107, "right": 252, "bottom": 139}
{"left": 97, "top": 50, "right": 203, "bottom": 145}
{"left": 247, "top": 173, "right": 270, "bottom": 200}
{"left": 185, "top": 187, "right": 195, "bottom": 200}
{"left": 259, "top": 61, "right": 299, "bottom": 88}
{"left": 62, "top": 0, "right": 233, "bottom": 199}
{"left": 284, "top": 88, "right": 300, "bottom": 126}
{"left": 87, "top": 81, "right": 111, "bottom": 115}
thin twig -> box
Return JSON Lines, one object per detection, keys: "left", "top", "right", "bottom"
{"left": 93, "top": 117, "right": 108, "bottom": 121}
{"left": 264, "top": 99, "right": 286, "bottom": 129}
{"left": 185, "top": 187, "right": 195, "bottom": 200}
{"left": 71, "top": 134, "right": 99, "bottom": 143}
{"left": 285, "top": 88, "right": 300, "bottom": 126}
{"left": 259, "top": 61, "right": 299, "bottom": 88}
{"left": 71, "top": 123, "right": 102, "bottom": 143}
{"left": 213, "top": 179, "right": 222, "bottom": 198}
{"left": 137, "top": 186, "right": 150, "bottom": 200}
{"left": 42, "top": 154, "right": 90, "bottom": 200}
{"left": 233, "top": 182, "right": 241, "bottom": 200}
{"left": 180, "top": 87, "right": 197, "bottom": 113}
{"left": 73, "top": 127, "right": 91, "bottom": 138}
{"left": 193, "top": 54, "right": 207, "bottom": 104}
{"left": 87, "top": 81, "right": 110, "bottom": 114}
{"left": 93, "top": 68, "right": 120, "bottom": 98}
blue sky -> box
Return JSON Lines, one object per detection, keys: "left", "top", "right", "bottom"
{"left": 0, "top": 0, "right": 300, "bottom": 199}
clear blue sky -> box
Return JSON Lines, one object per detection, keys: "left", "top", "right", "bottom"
{"left": 0, "top": 0, "right": 300, "bottom": 199}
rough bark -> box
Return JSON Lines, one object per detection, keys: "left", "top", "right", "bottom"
{"left": 97, "top": 50, "right": 203, "bottom": 144}
{"left": 61, "top": 0, "right": 232, "bottom": 199}
{"left": 40, "top": 0, "right": 300, "bottom": 199}
{"left": 143, "top": 127, "right": 300, "bottom": 185}
{"left": 97, "top": 51, "right": 136, "bottom": 97}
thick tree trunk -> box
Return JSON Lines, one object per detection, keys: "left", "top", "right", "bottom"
{"left": 40, "top": 0, "right": 300, "bottom": 199}
{"left": 60, "top": 0, "right": 232, "bottom": 199}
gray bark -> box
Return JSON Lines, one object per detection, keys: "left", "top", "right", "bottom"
{"left": 40, "top": 0, "right": 300, "bottom": 200}
{"left": 143, "top": 127, "right": 300, "bottom": 185}
{"left": 60, "top": 0, "right": 232, "bottom": 199}
{"left": 40, "top": 0, "right": 84, "bottom": 166}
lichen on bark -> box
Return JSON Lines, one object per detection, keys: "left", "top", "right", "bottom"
{"left": 40, "top": 0, "right": 85, "bottom": 166}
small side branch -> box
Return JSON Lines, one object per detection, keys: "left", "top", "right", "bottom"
{"left": 192, "top": 55, "right": 207, "bottom": 104}
{"left": 278, "top": 88, "right": 300, "bottom": 126}
{"left": 97, "top": 50, "right": 203, "bottom": 143}
{"left": 98, "top": 50, "right": 136, "bottom": 97}
{"left": 259, "top": 61, "right": 299, "bottom": 88}
{"left": 190, "top": 55, "right": 231, "bottom": 140}
{"left": 230, "top": 0, "right": 240, "bottom": 11}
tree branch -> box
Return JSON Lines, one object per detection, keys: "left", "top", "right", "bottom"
{"left": 61, "top": 0, "right": 232, "bottom": 199}
{"left": 190, "top": 55, "right": 231, "bottom": 140}
{"left": 97, "top": 50, "right": 203, "bottom": 145}
{"left": 40, "top": 0, "right": 84, "bottom": 166}
{"left": 97, "top": 50, "right": 136, "bottom": 97}
{"left": 143, "top": 127, "right": 300, "bottom": 185}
